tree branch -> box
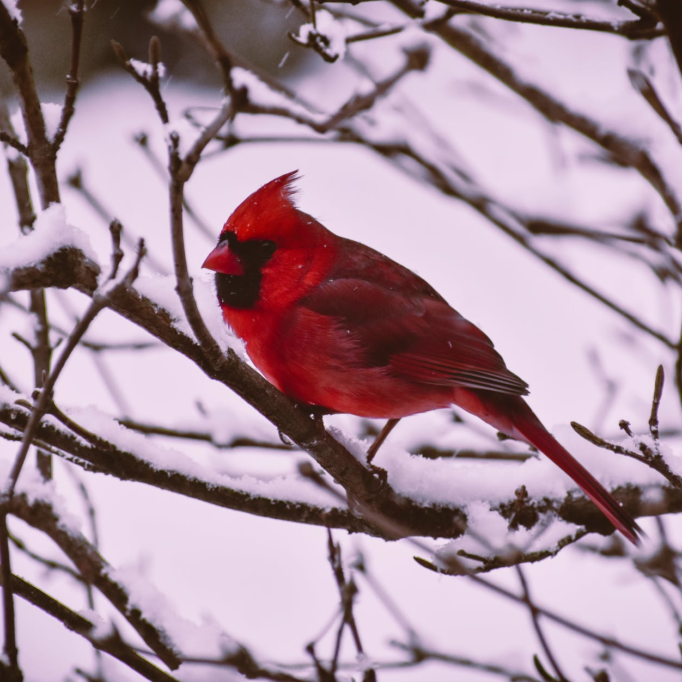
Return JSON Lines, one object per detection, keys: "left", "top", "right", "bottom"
{"left": 435, "top": 0, "right": 661, "bottom": 38}
{"left": 390, "top": 0, "right": 682, "bottom": 247}
{"left": 5, "top": 494, "right": 181, "bottom": 669}
{"left": 0, "top": 573, "right": 180, "bottom": 682}
{"left": 51, "top": 0, "right": 85, "bottom": 152}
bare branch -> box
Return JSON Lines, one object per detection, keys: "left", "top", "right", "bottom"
{"left": 0, "top": 130, "right": 27, "bottom": 155}
{"left": 180, "top": 0, "right": 235, "bottom": 93}
{"left": 5, "top": 240, "right": 146, "bottom": 496}
{"left": 111, "top": 39, "right": 169, "bottom": 125}
{"left": 0, "top": 2, "right": 59, "bottom": 204}
{"left": 388, "top": 0, "right": 682, "bottom": 246}
{"left": 390, "top": 640, "right": 539, "bottom": 680}
{"left": 0, "top": 573, "right": 180, "bottom": 682}
{"left": 650, "top": 365, "right": 664, "bottom": 444}
{"left": 628, "top": 69, "right": 682, "bottom": 145}
{"left": 434, "top": 0, "right": 661, "bottom": 38}
{"left": 0, "top": 513, "right": 20, "bottom": 681}
{"left": 5, "top": 494, "right": 181, "bottom": 669}
{"left": 322, "top": 46, "right": 430, "bottom": 130}
{"left": 516, "top": 566, "right": 567, "bottom": 681}
{"left": 117, "top": 417, "right": 292, "bottom": 451}
{"left": 571, "top": 420, "right": 682, "bottom": 489}
{"left": 0, "top": 101, "right": 35, "bottom": 230}
{"left": 51, "top": 0, "right": 85, "bottom": 151}
{"left": 303, "top": 463, "right": 682, "bottom": 671}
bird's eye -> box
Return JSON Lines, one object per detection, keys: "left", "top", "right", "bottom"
{"left": 260, "top": 240, "right": 277, "bottom": 258}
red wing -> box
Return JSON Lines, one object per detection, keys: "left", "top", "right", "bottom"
{"left": 327, "top": 236, "right": 448, "bottom": 303}
{"left": 298, "top": 278, "right": 529, "bottom": 396}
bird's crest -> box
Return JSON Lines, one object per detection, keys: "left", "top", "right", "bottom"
{"left": 223, "top": 171, "right": 301, "bottom": 241}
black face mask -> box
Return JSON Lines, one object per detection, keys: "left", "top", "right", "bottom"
{"left": 214, "top": 232, "right": 277, "bottom": 309}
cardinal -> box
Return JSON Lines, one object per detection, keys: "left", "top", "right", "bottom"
{"left": 203, "top": 171, "right": 641, "bottom": 544}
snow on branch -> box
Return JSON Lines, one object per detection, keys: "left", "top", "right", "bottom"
{"left": 290, "top": 9, "right": 348, "bottom": 62}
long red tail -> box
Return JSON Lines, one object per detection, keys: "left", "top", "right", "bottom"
{"left": 510, "top": 401, "right": 641, "bottom": 545}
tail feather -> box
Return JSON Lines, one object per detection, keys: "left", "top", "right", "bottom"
{"left": 512, "top": 406, "right": 642, "bottom": 545}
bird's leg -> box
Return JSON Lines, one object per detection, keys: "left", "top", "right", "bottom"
{"left": 367, "top": 418, "right": 401, "bottom": 464}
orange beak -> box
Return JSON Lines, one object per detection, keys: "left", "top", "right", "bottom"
{"left": 202, "top": 241, "right": 244, "bottom": 275}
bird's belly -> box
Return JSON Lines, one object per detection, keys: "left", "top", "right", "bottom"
{"left": 266, "top": 358, "right": 453, "bottom": 419}
{"left": 286, "top": 373, "right": 455, "bottom": 419}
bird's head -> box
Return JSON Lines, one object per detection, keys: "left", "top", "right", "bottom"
{"left": 203, "top": 171, "right": 334, "bottom": 310}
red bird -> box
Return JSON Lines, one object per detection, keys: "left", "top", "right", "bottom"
{"left": 203, "top": 171, "right": 641, "bottom": 544}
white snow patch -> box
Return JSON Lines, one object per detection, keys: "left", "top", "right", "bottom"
{"left": 436, "top": 500, "right": 581, "bottom": 572}
{"left": 294, "top": 10, "right": 347, "bottom": 61}
{"left": 147, "top": 0, "right": 197, "bottom": 31}
{"left": 77, "top": 609, "right": 114, "bottom": 641}
{"left": 231, "top": 67, "right": 327, "bottom": 126}
{"left": 0, "top": 454, "right": 82, "bottom": 534}
{"left": 0, "top": 203, "right": 98, "bottom": 270}
{"left": 133, "top": 273, "right": 239, "bottom": 352}
{"left": 107, "top": 565, "right": 239, "bottom": 658}
{"left": 9, "top": 107, "right": 23, "bottom": 143}
{"left": 362, "top": 422, "right": 666, "bottom": 509}
{"left": 200, "top": 405, "right": 271, "bottom": 447}
{"left": 129, "top": 58, "right": 166, "bottom": 80}
{"left": 194, "top": 274, "right": 244, "bottom": 355}
{"left": 4, "top": 0, "right": 21, "bottom": 24}
{"left": 67, "top": 405, "right": 346, "bottom": 508}
{"left": 9, "top": 102, "right": 64, "bottom": 144}
{"left": 0, "top": 384, "right": 21, "bottom": 405}
{"left": 42, "top": 102, "right": 63, "bottom": 140}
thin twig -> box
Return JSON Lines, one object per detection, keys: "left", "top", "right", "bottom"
{"left": 572, "top": 420, "right": 682, "bottom": 489}
{"left": 111, "top": 38, "right": 169, "bottom": 125}
{"left": 300, "top": 463, "right": 682, "bottom": 670}
{"left": 516, "top": 566, "right": 567, "bottom": 681}
{"left": 65, "top": 169, "right": 169, "bottom": 274}
{"left": 354, "top": 553, "right": 420, "bottom": 645}
{"left": 0, "top": 2, "right": 60, "bottom": 205}
{"left": 628, "top": 69, "right": 682, "bottom": 145}
{"left": 387, "top": 2, "right": 682, "bottom": 247}
{"left": 180, "top": 0, "right": 235, "bottom": 93}
{"left": 173, "top": 650, "right": 310, "bottom": 682}
{"left": 51, "top": 0, "right": 85, "bottom": 151}
{"left": 571, "top": 422, "right": 645, "bottom": 461}
{"left": 0, "top": 364, "right": 20, "bottom": 393}
{"left": 434, "top": 0, "right": 661, "bottom": 38}
{"left": 0, "top": 512, "right": 20, "bottom": 681}
{"left": 322, "top": 46, "right": 429, "bottom": 130}
{"left": 6, "top": 493, "right": 181, "bottom": 670}
{"left": 649, "top": 365, "right": 664, "bottom": 444}
{"left": 0, "top": 100, "right": 35, "bottom": 230}
{"left": 326, "top": 530, "right": 368, "bottom": 675}
{"left": 0, "top": 573, "right": 180, "bottom": 682}
{"left": 52, "top": 289, "right": 134, "bottom": 416}
{"left": 389, "top": 640, "right": 539, "bottom": 680}
{"left": 117, "top": 417, "right": 292, "bottom": 450}
{"left": 9, "top": 532, "right": 84, "bottom": 583}
{"left": 29, "top": 286, "right": 53, "bottom": 481}
{"left": 0, "top": 130, "right": 27, "bottom": 155}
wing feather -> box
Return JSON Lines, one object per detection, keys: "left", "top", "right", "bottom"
{"left": 298, "top": 276, "right": 529, "bottom": 396}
